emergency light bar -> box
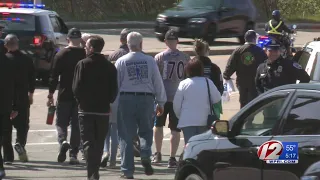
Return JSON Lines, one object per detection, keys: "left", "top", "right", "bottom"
{"left": 0, "top": 3, "right": 45, "bottom": 9}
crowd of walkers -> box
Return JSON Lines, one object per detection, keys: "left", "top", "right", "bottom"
{"left": 0, "top": 22, "right": 311, "bottom": 180}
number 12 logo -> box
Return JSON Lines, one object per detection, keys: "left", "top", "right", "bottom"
{"left": 257, "top": 140, "right": 283, "bottom": 160}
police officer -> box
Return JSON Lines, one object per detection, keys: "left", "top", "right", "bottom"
{"left": 255, "top": 40, "right": 310, "bottom": 95}
{"left": 2, "top": 34, "right": 35, "bottom": 164}
{"left": 224, "top": 30, "right": 267, "bottom": 108}
{"left": 265, "top": 10, "right": 295, "bottom": 56}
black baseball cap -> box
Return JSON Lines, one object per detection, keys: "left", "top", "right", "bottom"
{"left": 67, "top": 28, "right": 81, "bottom": 39}
{"left": 244, "top": 30, "right": 257, "bottom": 42}
{"left": 266, "top": 39, "right": 280, "bottom": 50}
{"left": 165, "top": 30, "right": 178, "bottom": 40}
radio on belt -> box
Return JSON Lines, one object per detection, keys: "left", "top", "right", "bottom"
{"left": 257, "top": 140, "right": 299, "bottom": 164}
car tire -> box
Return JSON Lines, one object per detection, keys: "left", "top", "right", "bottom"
{"left": 238, "top": 22, "right": 255, "bottom": 44}
{"left": 156, "top": 34, "right": 165, "bottom": 42}
{"left": 205, "top": 23, "right": 217, "bottom": 45}
{"left": 185, "top": 174, "right": 203, "bottom": 180}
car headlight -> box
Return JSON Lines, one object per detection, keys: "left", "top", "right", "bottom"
{"left": 189, "top": 18, "right": 207, "bottom": 23}
{"left": 157, "top": 14, "right": 166, "bottom": 22}
{"left": 301, "top": 176, "right": 319, "bottom": 180}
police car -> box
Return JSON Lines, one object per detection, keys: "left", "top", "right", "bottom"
{"left": 294, "top": 40, "right": 320, "bottom": 82}
{"left": 0, "top": 3, "right": 69, "bottom": 83}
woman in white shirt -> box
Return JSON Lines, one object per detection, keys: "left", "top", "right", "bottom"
{"left": 173, "top": 58, "right": 221, "bottom": 144}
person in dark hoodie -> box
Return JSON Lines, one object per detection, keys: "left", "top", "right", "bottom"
{"left": 0, "top": 23, "right": 19, "bottom": 179}
{"left": 2, "top": 34, "right": 35, "bottom": 164}
{"left": 47, "top": 28, "right": 86, "bottom": 165}
{"left": 194, "top": 39, "right": 224, "bottom": 95}
{"left": 73, "top": 35, "right": 118, "bottom": 180}
{"left": 223, "top": 30, "right": 267, "bottom": 108}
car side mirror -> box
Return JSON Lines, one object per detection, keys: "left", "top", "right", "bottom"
{"left": 211, "top": 120, "right": 229, "bottom": 136}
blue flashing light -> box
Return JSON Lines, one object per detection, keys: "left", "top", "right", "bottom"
{"left": 0, "top": 3, "right": 45, "bottom": 9}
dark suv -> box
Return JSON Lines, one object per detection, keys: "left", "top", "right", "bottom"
{"left": 0, "top": 5, "right": 68, "bottom": 83}
{"left": 154, "top": 0, "right": 257, "bottom": 44}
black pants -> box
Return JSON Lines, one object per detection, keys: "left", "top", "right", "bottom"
{"left": 238, "top": 85, "right": 258, "bottom": 108}
{"left": 79, "top": 113, "right": 109, "bottom": 180}
{"left": 2, "top": 107, "right": 30, "bottom": 161}
{"left": 0, "top": 113, "right": 10, "bottom": 169}
{"left": 56, "top": 101, "right": 80, "bottom": 157}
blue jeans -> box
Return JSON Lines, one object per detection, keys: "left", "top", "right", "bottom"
{"left": 181, "top": 126, "right": 207, "bottom": 144}
{"left": 117, "top": 94, "right": 154, "bottom": 177}
{"left": 103, "top": 123, "right": 118, "bottom": 163}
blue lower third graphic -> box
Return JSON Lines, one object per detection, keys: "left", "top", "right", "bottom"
{"left": 267, "top": 142, "right": 299, "bottom": 164}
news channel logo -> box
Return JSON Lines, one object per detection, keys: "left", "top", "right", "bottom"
{"left": 257, "top": 140, "right": 298, "bottom": 164}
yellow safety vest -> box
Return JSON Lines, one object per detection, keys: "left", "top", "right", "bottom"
{"left": 267, "top": 20, "right": 283, "bottom": 35}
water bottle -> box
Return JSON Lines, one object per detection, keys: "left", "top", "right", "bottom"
{"left": 46, "top": 105, "right": 56, "bottom": 125}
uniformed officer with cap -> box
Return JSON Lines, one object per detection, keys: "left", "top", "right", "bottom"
{"left": 255, "top": 40, "right": 310, "bottom": 94}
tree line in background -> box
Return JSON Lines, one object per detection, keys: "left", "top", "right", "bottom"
{"left": 42, "top": 0, "right": 320, "bottom": 21}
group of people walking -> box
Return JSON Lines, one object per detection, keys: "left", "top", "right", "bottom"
{"left": 0, "top": 18, "right": 311, "bottom": 180}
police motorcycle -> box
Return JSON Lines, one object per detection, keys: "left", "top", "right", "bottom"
{"left": 257, "top": 24, "right": 297, "bottom": 58}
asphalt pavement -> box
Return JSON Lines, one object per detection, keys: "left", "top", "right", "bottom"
{"left": 82, "top": 28, "right": 320, "bottom": 56}
{"left": 5, "top": 55, "right": 239, "bottom": 180}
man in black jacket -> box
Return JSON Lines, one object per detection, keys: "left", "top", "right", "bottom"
{"left": 0, "top": 30, "right": 19, "bottom": 179}
{"left": 47, "top": 28, "right": 86, "bottom": 165}
{"left": 224, "top": 30, "right": 267, "bottom": 108}
{"left": 2, "top": 34, "right": 35, "bottom": 164}
{"left": 73, "top": 35, "right": 118, "bottom": 180}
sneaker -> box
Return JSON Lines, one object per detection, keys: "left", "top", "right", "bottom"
{"left": 167, "top": 157, "right": 178, "bottom": 168}
{"left": 14, "top": 143, "right": 28, "bottom": 162}
{"left": 109, "top": 161, "right": 117, "bottom": 169}
{"left": 69, "top": 156, "right": 80, "bottom": 165}
{"left": 57, "top": 141, "right": 70, "bottom": 163}
{"left": 141, "top": 158, "right": 154, "bottom": 176}
{"left": 100, "top": 153, "right": 109, "bottom": 168}
{"left": 120, "top": 174, "right": 134, "bottom": 179}
{"left": 151, "top": 152, "right": 162, "bottom": 163}
{"left": 0, "top": 169, "right": 5, "bottom": 179}
{"left": 4, "top": 161, "right": 12, "bottom": 165}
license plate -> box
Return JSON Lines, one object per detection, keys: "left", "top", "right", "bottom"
{"left": 169, "top": 26, "right": 180, "bottom": 32}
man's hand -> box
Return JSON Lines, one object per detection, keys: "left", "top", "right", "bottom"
{"left": 10, "top": 111, "right": 18, "bottom": 120}
{"left": 156, "top": 104, "right": 164, "bottom": 116}
{"left": 29, "top": 93, "right": 33, "bottom": 105}
{"left": 47, "top": 97, "right": 54, "bottom": 107}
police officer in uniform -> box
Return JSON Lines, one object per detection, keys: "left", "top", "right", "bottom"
{"left": 265, "top": 10, "right": 295, "bottom": 56}
{"left": 224, "top": 30, "right": 267, "bottom": 108}
{"left": 255, "top": 40, "right": 310, "bottom": 95}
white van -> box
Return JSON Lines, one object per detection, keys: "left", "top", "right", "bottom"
{"left": 294, "top": 41, "right": 320, "bottom": 82}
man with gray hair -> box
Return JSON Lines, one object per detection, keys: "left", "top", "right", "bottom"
{"left": 108, "top": 28, "right": 131, "bottom": 62}
{"left": 223, "top": 30, "right": 267, "bottom": 108}
{"left": 2, "top": 34, "right": 35, "bottom": 164}
{"left": 115, "top": 32, "right": 166, "bottom": 179}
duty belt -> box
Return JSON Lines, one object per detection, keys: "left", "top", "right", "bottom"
{"left": 267, "top": 20, "right": 282, "bottom": 35}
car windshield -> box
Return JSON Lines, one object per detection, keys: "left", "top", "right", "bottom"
{"left": 0, "top": 13, "right": 35, "bottom": 31}
{"left": 178, "top": 0, "right": 220, "bottom": 9}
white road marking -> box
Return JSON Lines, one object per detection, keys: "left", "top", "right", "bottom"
{"left": 24, "top": 138, "right": 182, "bottom": 146}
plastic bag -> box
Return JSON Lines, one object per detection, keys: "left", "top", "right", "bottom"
{"left": 222, "top": 80, "right": 236, "bottom": 102}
